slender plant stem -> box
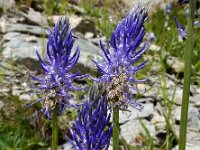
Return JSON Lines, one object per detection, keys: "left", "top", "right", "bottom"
{"left": 178, "top": 1, "right": 195, "bottom": 150}
{"left": 52, "top": 104, "right": 58, "bottom": 150}
{"left": 113, "top": 105, "right": 119, "bottom": 150}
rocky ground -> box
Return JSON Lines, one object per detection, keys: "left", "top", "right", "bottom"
{"left": 0, "top": 0, "right": 200, "bottom": 150}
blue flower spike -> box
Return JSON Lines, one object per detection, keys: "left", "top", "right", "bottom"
{"left": 165, "top": 3, "right": 171, "bottom": 14}
{"left": 91, "top": 5, "right": 148, "bottom": 111}
{"left": 174, "top": 16, "right": 187, "bottom": 40}
{"left": 149, "top": 32, "right": 156, "bottom": 42}
{"left": 26, "top": 17, "right": 87, "bottom": 118}
{"left": 67, "top": 97, "right": 112, "bottom": 150}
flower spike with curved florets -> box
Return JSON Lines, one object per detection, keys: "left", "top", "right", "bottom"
{"left": 26, "top": 17, "right": 87, "bottom": 118}
{"left": 91, "top": 5, "right": 148, "bottom": 111}
{"left": 174, "top": 16, "right": 187, "bottom": 40}
{"left": 174, "top": 1, "right": 200, "bottom": 40}
{"left": 67, "top": 96, "right": 112, "bottom": 150}
{"left": 165, "top": 3, "right": 171, "bottom": 14}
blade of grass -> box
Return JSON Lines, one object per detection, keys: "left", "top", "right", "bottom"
{"left": 113, "top": 105, "right": 119, "bottom": 150}
{"left": 179, "top": 1, "right": 196, "bottom": 150}
{"left": 52, "top": 104, "right": 58, "bottom": 150}
{"left": 138, "top": 117, "right": 154, "bottom": 150}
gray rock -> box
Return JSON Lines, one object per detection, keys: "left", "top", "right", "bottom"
{"left": 118, "top": 102, "right": 154, "bottom": 124}
{"left": 143, "top": 82, "right": 162, "bottom": 101}
{"left": 0, "top": 87, "right": 10, "bottom": 95}
{"left": 48, "top": 14, "right": 82, "bottom": 29}
{"left": 187, "top": 130, "right": 200, "bottom": 146}
{"left": 3, "top": 32, "right": 21, "bottom": 41}
{"left": 172, "top": 144, "right": 200, "bottom": 150}
{"left": 74, "top": 19, "right": 97, "bottom": 36}
{"left": 151, "top": 112, "right": 166, "bottom": 134}
{"left": 12, "top": 85, "right": 23, "bottom": 96}
{"left": 120, "top": 119, "right": 156, "bottom": 146}
{"left": 141, "top": 103, "right": 155, "bottom": 117}
{"left": 193, "top": 100, "right": 200, "bottom": 111}
{"left": 12, "top": 89, "right": 23, "bottom": 96}
{"left": 173, "top": 106, "right": 200, "bottom": 129}
{"left": 196, "top": 87, "right": 200, "bottom": 94}
{"left": 88, "top": 36, "right": 106, "bottom": 46}
{"left": 60, "top": 142, "right": 73, "bottom": 150}
{"left": 190, "top": 94, "right": 200, "bottom": 103}
{"left": 1, "top": 16, "right": 101, "bottom": 68}
{"left": 150, "top": 60, "right": 162, "bottom": 72}
{"left": 188, "top": 107, "right": 200, "bottom": 129}
{"left": 190, "top": 85, "right": 198, "bottom": 95}
{"left": 121, "top": 0, "right": 165, "bottom": 11}
{"left": 160, "top": 77, "right": 176, "bottom": 88}
{"left": 168, "top": 86, "right": 183, "bottom": 105}
{"left": 30, "top": 0, "right": 43, "bottom": 12}
{"left": 71, "top": 13, "right": 86, "bottom": 24}
{"left": 167, "top": 56, "right": 184, "bottom": 73}
{"left": 172, "top": 106, "right": 183, "bottom": 122}
{"left": 156, "top": 77, "right": 182, "bottom": 104}
{"left": 139, "top": 97, "right": 155, "bottom": 103}
{"left": 73, "top": 38, "right": 102, "bottom": 68}
{"left": 154, "top": 121, "right": 166, "bottom": 134}
{"left": 25, "top": 36, "right": 37, "bottom": 42}
{"left": 84, "top": 32, "right": 94, "bottom": 39}
{"left": 167, "top": 84, "right": 200, "bottom": 105}
{"left": 172, "top": 131, "right": 200, "bottom": 150}
{"left": 19, "top": 94, "right": 31, "bottom": 101}
{"left": 1, "top": 23, "right": 47, "bottom": 36}
{"left": 0, "top": 0, "right": 15, "bottom": 10}
{"left": 2, "top": 30, "right": 101, "bottom": 69}
{"left": 2, "top": 32, "right": 47, "bottom": 60}
{"left": 19, "top": 7, "right": 48, "bottom": 26}
{"left": 108, "top": 145, "right": 113, "bottom": 150}
{"left": 0, "top": 100, "right": 4, "bottom": 110}
{"left": 149, "top": 44, "right": 161, "bottom": 52}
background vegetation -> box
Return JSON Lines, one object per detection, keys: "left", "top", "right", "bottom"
{"left": 0, "top": 0, "right": 200, "bottom": 149}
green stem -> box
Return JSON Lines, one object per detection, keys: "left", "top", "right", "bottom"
{"left": 113, "top": 105, "right": 119, "bottom": 150}
{"left": 178, "top": 1, "right": 195, "bottom": 150}
{"left": 52, "top": 104, "right": 58, "bottom": 150}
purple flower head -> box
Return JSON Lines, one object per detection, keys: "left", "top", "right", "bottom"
{"left": 67, "top": 97, "right": 112, "bottom": 150}
{"left": 26, "top": 17, "right": 87, "bottom": 118}
{"left": 185, "top": 8, "right": 189, "bottom": 16}
{"left": 91, "top": 5, "right": 148, "bottom": 110}
{"left": 194, "top": 20, "right": 200, "bottom": 27}
{"left": 165, "top": 3, "right": 171, "bottom": 14}
{"left": 174, "top": 16, "right": 187, "bottom": 40}
{"left": 149, "top": 32, "right": 156, "bottom": 42}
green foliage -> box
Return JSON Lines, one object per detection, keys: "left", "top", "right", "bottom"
{"left": 81, "top": 2, "right": 117, "bottom": 39}
{"left": 82, "top": 2, "right": 106, "bottom": 17}
{"left": 97, "top": 19, "right": 116, "bottom": 39}
{"left": 159, "top": 75, "right": 178, "bottom": 150}
{"left": 1, "top": 1, "right": 200, "bottom": 149}
{"left": 0, "top": 96, "right": 48, "bottom": 150}
{"left": 146, "top": 5, "right": 200, "bottom": 84}
{"left": 119, "top": 137, "right": 142, "bottom": 150}
{"left": 43, "top": 0, "right": 68, "bottom": 15}
{"left": 0, "top": 123, "right": 47, "bottom": 150}
{"left": 178, "top": 1, "right": 196, "bottom": 150}
{"left": 192, "top": 31, "right": 200, "bottom": 76}
{"left": 138, "top": 118, "right": 154, "bottom": 150}
{"left": 0, "top": 47, "right": 3, "bottom": 55}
